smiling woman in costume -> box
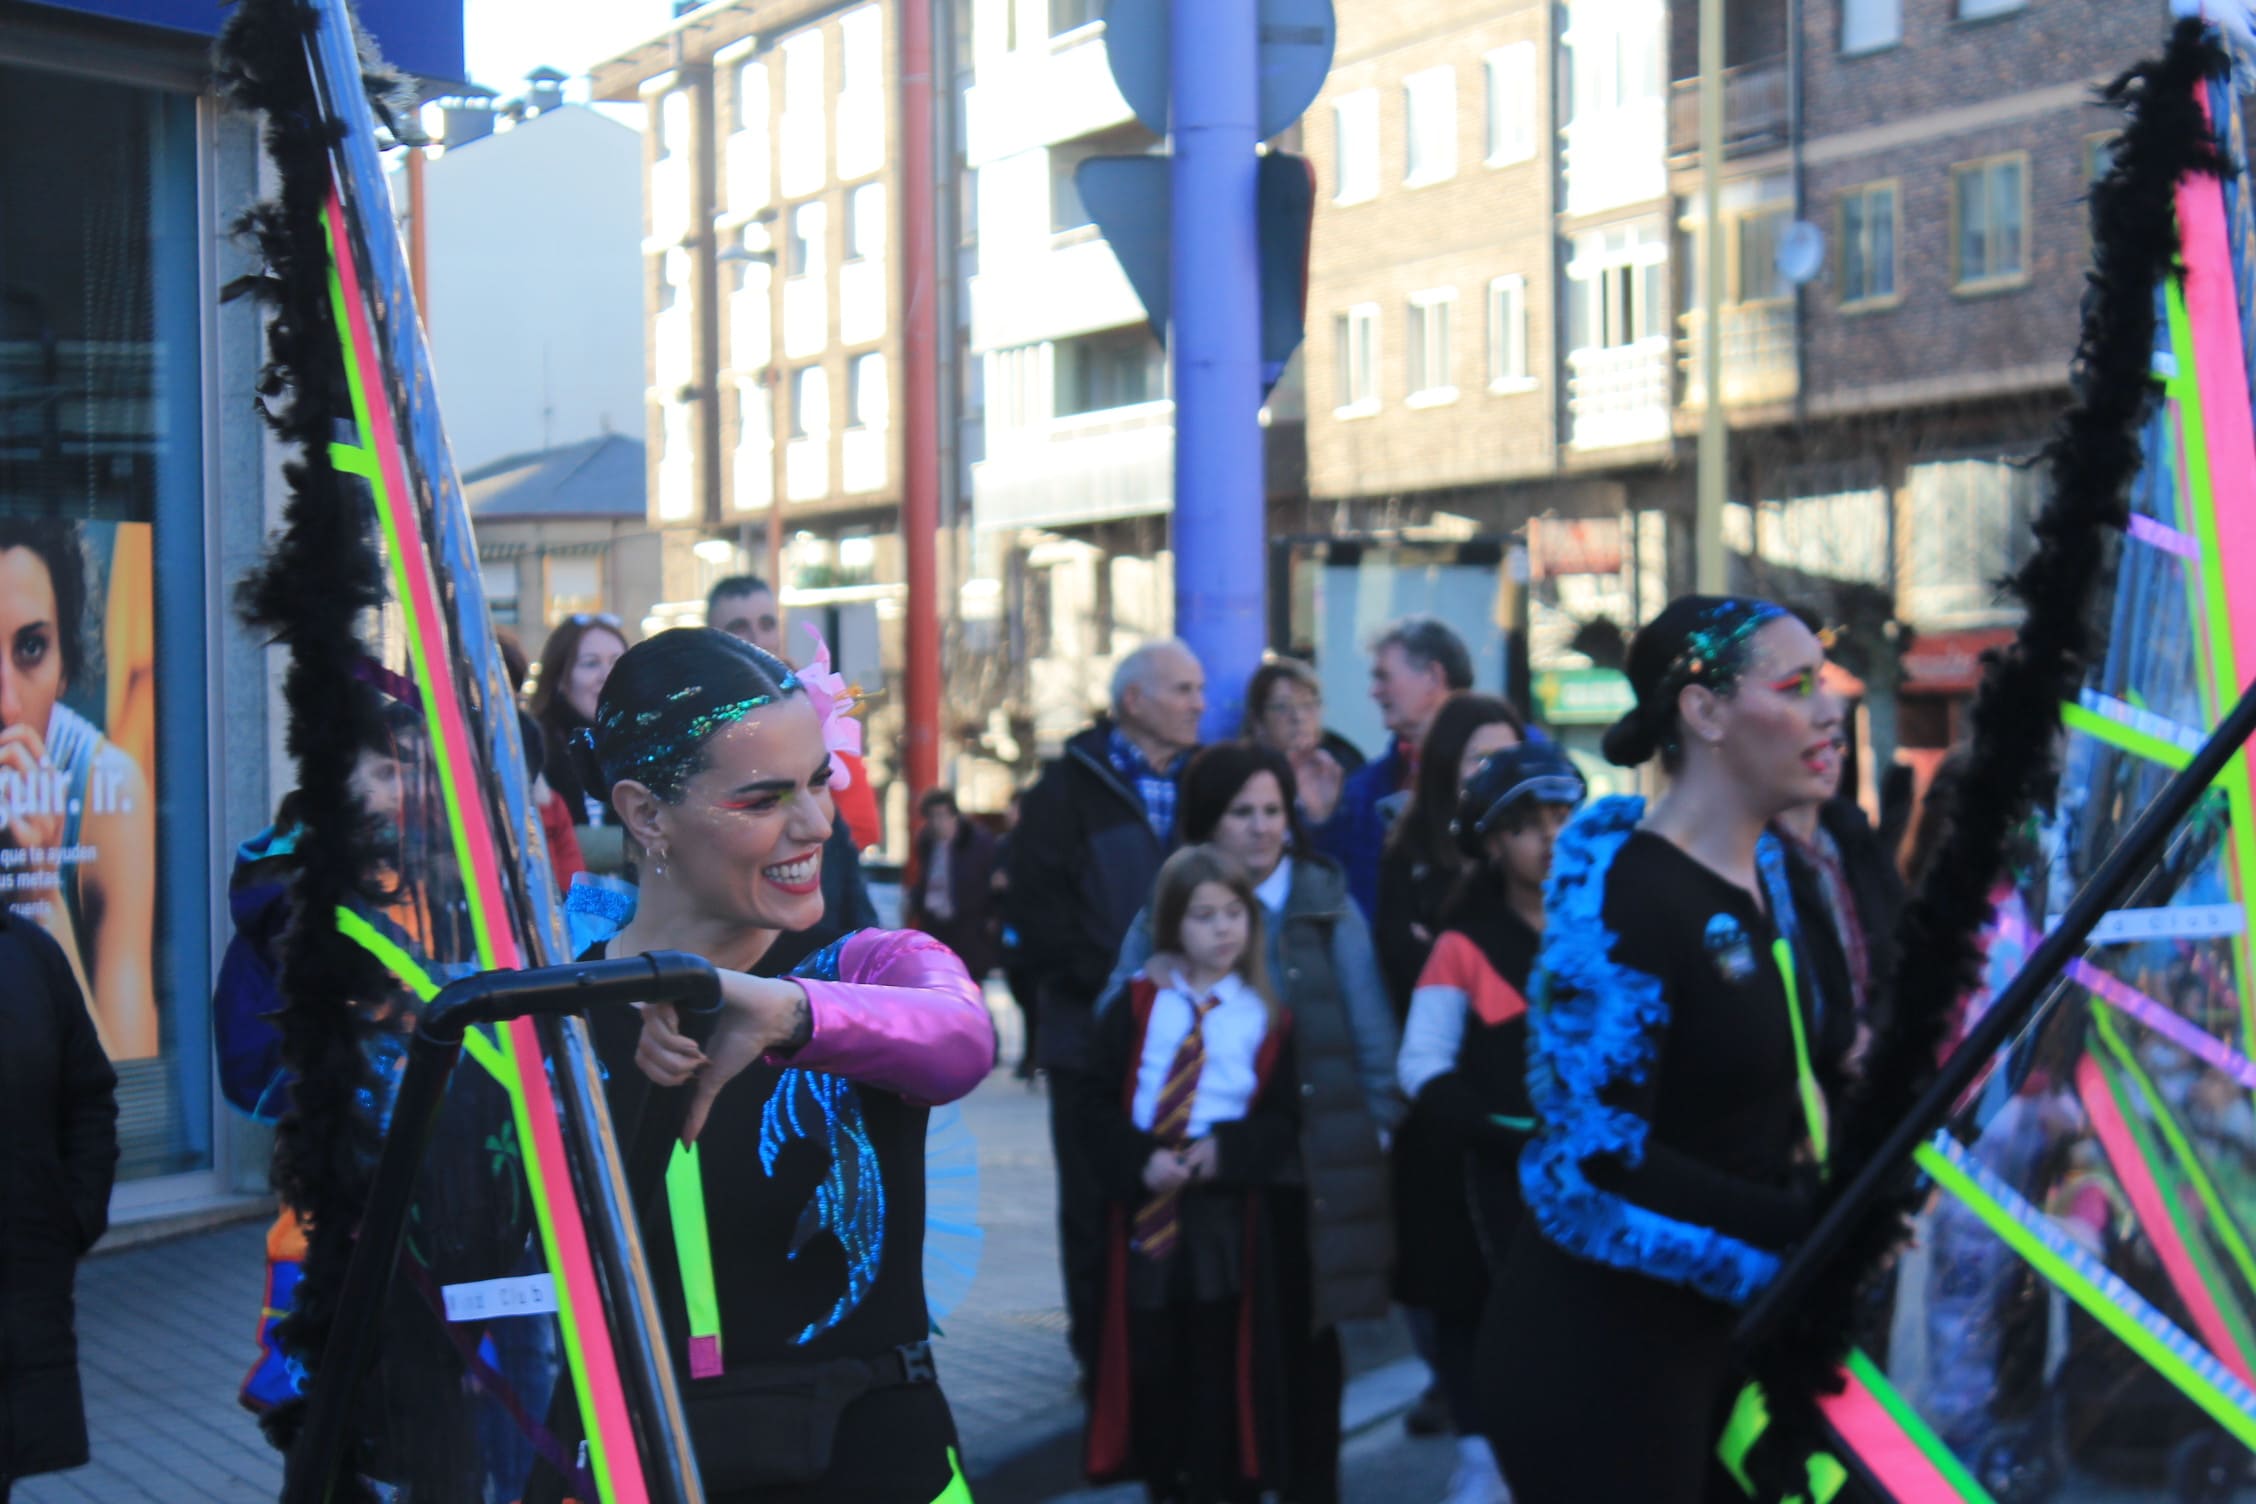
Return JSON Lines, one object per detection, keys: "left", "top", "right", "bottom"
{"left": 1484, "top": 596, "right": 1854, "bottom": 1504}
{"left": 573, "top": 627, "right": 993, "bottom": 1504}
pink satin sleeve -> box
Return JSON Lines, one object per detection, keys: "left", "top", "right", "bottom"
{"left": 780, "top": 928, "right": 995, "bottom": 1105}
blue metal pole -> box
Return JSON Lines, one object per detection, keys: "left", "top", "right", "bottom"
{"left": 1170, "top": 0, "right": 1266, "bottom": 742}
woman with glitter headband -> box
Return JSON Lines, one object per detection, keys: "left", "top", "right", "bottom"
{"left": 568, "top": 627, "right": 995, "bottom": 1504}
{"left": 1483, "top": 596, "right": 1856, "bottom": 1503}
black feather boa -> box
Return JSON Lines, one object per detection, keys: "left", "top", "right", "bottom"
{"left": 215, "top": 0, "right": 408, "bottom": 1473}
{"left": 1740, "top": 20, "right": 2230, "bottom": 1493}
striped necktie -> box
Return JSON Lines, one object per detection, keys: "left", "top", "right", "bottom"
{"left": 1131, "top": 990, "right": 1224, "bottom": 1261}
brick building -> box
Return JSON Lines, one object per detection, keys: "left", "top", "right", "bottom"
{"left": 1672, "top": 0, "right": 2161, "bottom": 772}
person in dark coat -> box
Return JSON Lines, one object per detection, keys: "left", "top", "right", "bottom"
{"left": 1005, "top": 637, "right": 1206, "bottom": 1381}
{"left": 1099, "top": 743, "right": 1402, "bottom": 1504}
{"left": 1312, "top": 615, "right": 1474, "bottom": 920}
{"left": 905, "top": 788, "right": 1001, "bottom": 981}
{"left": 0, "top": 909, "right": 118, "bottom": 1501}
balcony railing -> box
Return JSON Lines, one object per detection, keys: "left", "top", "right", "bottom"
{"left": 971, "top": 398, "right": 1172, "bottom": 531}
{"left": 1678, "top": 303, "right": 1799, "bottom": 410}
{"left": 1667, "top": 61, "right": 1787, "bottom": 159}
{"left": 1567, "top": 340, "right": 1672, "bottom": 451}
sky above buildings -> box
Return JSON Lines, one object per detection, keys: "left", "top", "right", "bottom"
{"left": 463, "top": 0, "right": 674, "bottom": 100}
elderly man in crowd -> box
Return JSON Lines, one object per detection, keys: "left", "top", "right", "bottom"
{"left": 1005, "top": 635, "right": 1206, "bottom": 1384}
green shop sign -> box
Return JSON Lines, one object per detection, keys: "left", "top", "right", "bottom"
{"left": 1535, "top": 668, "right": 1634, "bottom": 725}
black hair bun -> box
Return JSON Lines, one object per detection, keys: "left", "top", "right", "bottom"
{"left": 1601, "top": 703, "right": 1660, "bottom": 767}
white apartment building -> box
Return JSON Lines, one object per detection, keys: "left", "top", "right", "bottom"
{"left": 959, "top": 0, "right": 1180, "bottom": 751}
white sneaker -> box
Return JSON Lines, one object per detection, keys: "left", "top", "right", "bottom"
{"left": 1439, "top": 1435, "right": 1512, "bottom": 1504}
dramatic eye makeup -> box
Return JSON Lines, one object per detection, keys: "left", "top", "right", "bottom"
{"left": 1766, "top": 668, "right": 1819, "bottom": 699}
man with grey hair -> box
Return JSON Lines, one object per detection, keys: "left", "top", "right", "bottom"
{"left": 1316, "top": 614, "right": 1473, "bottom": 919}
{"left": 1004, "top": 635, "right": 1204, "bottom": 1381}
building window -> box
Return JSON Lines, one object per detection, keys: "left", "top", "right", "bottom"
{"left": 1407, "top": 290, "right": 1457, "bottom": 403}
{"left": 792, "top": 365, "right": 831, "bottom": 437}
{"left": 730, "top": 59, "right": 761, "bottom": 132}
{"left": 1403, "top": 66, "right": 1458, "bottom": 186}
{"left": 846, "top": 182, "right": 887, "bottom": 261}
{"left": 1952, "top": 154, "right": 2028, "bottom": 291}
{"left": 654, "top": 254, "right": 679, "bottom": 313}
{"left": 840, "top": 5, "right": 881, "bottom": 94}
{"left": 1562, "top": 4, "right": 1663, "bottom": 123}
{"left": 547, "top": 556, "right": 604, "bottom": 622}
{"left": 1055, "top": 328, "right": 1163, "bottom": 417}
{"left": 1566, "top": 223, "right": 1668, "bottom": 350}
{"left": 788, "top": 201, "right": 826, "bottom": 277}
{"left": 1732, "top": 205, "right": 1790, "bottom": 306}
{"left": 1957, "top": 0, "right": 2024, "bottom": 18}
{"left": 1838, "top": 181, "right": 1898, "bottom": 307}
{"left": 1840, "top": 0, "right": 1901, "bottom": 53}
{"left": 780, "top": 29, "right": 828, "bottom": 196}
{"left": 1333, "top": 303, "right": 1380, "bottom": 413}
{"left": 1484, "top": 44, "right": 1536, "bottom": 166}
{"left": 652, "top": 88, "right": 679, "bottom": 158}
{"left": 2087, "top": 133, "right": 2118, "bottom": 183}
{"left": 1051, "top": 0, "right": 1102, "bottom": 36}
{"left": 1050, "top": 149, "right": 1092, "bottom": 233}
{"left": 481, "top": 562, "right": 521, "bottom": 627}
{"left": 847, "top": 352, "right": 889, "bottom": 428}
{"left": 1332, "top": 89, "right": 1379, "bottom": 204}
{"left": 1487, "top": 276, "right": 1531, "bottom": 390}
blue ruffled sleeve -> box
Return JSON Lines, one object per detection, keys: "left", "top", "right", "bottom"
{"left": 1515, "top": 797, "right": 1801, "bottom": 1308}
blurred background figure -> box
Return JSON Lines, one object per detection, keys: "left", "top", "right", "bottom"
{"left": 906, "top": 787, "right": 1001, "bottom": 990}
{"left": 1243, "top": 657, "right": 1363, "bottom": 827}
{"left": 529, "top": 611, "right": 629, "bottom": 829}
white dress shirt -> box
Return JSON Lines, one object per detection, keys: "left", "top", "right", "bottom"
{"left": 1130, "top": 969, "right": 1271, "bottom": 1138}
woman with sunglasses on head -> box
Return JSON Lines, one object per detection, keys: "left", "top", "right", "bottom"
{"left": 572, "top": 628, "right": 994, "bottom": 1504}
{"left": 530, "top": 612, "right": 630, "bottom": 827}
{"left": 1485, "top": 597, "right": 1854, "bottom": 1504}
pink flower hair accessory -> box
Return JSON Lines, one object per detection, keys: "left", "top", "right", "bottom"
{"left": 799, "top": 623, "right": 865, "bottom": 789}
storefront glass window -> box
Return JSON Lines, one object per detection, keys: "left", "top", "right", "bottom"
{"left": 0, "top": 63, "right": 211, "bottom": 1179}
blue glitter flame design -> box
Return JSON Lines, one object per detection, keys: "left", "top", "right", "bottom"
{"left": 759, "top": 1069, "right": 886, "bottom": 1344}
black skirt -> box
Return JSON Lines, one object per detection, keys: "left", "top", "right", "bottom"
{"left": 1481, "top": 1225, "right": 1742, "bottom": 1504}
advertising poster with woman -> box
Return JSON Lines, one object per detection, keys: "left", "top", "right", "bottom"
{"left": 0, "top": 516, "right": 156, "bottom": 1061}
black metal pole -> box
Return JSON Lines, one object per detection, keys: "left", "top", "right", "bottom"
{"left": 281, "top": 1031, "right": 461, "bottom": 1504}
{"left": 284, "top": 953, "right": 719, "bottom": 1503}
{"left": 1737, "top": 673, "right": 2256, "bottom": 1350}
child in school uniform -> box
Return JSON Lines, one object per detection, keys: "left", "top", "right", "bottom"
{"left": 1080, "top": 846, "right": 1304, "bottom": 1504}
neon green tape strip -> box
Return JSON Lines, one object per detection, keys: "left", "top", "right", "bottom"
{"left": 1915, "top": 1140, "right": 2256, "bottom": 1451}
{"left": 666, "top": 1143, "right": 722, "bottom": 1357}
{"left": 327, "top": 441, "right": 377, "bottom": 479}
{"left": 2059, "top": 700, "right": 2196, "bottom": 772}
{"left": 932, "top": 1447, "right": 975, "bottom": 1504}
{"left": 1715, "top": 1381, "right": 1846, "bottom": 1502}
{"left": 335, "top": 907, "right": 517, "bottom": 1096}
{"left": 321, "top": 225, "right": 498, "bottom": 973}
{"left": 1839, "top": 1349, "right": 1996, "bottom": 1501}
{"left": 333, "top": 907, "right": 438, "bottom": 1001}
{"left": 2092, "top": 1011, "right": 2256, "bottom": 1340}
{"left": 1772, "top": 938, "right": 1828, "bottom": 1171}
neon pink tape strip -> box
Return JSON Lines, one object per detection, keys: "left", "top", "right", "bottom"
{"left": 324, "top": 197, "right": 515, "bottom": 963}
{"left": 2178, "top": 139, "right": 2256, "bottom": 691}
{"left": 1815, "top": 1369, "right": 1960, "bottom": 1501}
{"left": 326, "top": 197, "right": 648, "bottom": 1503}
{"left": 2076, "top": 1056, "right": 2253, "bottom": 1386}
{"left": 2070, "top": 957, "right": 2256, "bottom": 1088}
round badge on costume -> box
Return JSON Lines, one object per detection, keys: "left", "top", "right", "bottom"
{"left": 1703, "top": 913, "right": 1757, "bottom": 984}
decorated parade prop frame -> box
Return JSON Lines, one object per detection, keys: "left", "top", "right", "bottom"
{"left": 216, "top": 0, "right": 717, "bottom": 1498}
{"left": 286, "top": 952, "right": 722, "bottom": 1503}
{"left": 1726, "top": 10, "right": 2256, "bottom": 1499}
